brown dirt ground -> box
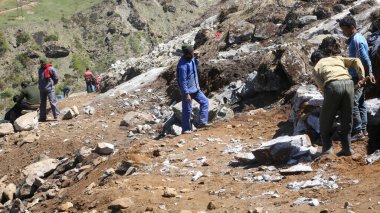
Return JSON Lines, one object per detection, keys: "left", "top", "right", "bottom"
{"left": 0, "top": 84, "right": 379, "bottom": 213}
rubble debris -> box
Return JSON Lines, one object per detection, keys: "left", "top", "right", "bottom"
{"left": 94, "top": 142, "right": 115, "bottom": 155}
{"left": 108, "top": 197, "right": 134, "bottom": 210}
{"left": 0, "top": 123, "right": 14, "bottom": 136}
{"left": 292, "top": 197, "right": 320, "bottom": 206}
{"left": 163, "top": 187, "right": 177, "bottom": 198}
{"left": 287, "top": 175, "right": 339, "bottom": 190}
{"left": 191, "top": 171, "right": 203, "bottom": 181}
{"left": 115, "top": 161, "right": 136, "bottom": 176}
{"left": 280, "top": 164, "right": 313, "bottom": 175}
{"left": 14, "top": 111, "right": 39, "bottom": 131}
{"left": 22, "top": 158, "right": 60, "bottom": 177}
{"left": 83, "top": 106, "right": 96, "bottom": 115}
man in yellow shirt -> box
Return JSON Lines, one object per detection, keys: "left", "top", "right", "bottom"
{"left": 310, "top": 50, "right": 366, "bottom": 156}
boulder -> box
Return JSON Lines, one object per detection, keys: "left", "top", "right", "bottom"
{"left": 298, "top": 16, "right": 317, "bottom": 25}
{"left": 253, "top": 22, "right": 279, "bottom": 41}
{"left": 120, "top": 112, "right": 153, "bottom": 127}
{"left": 3, "top": 183, "right": 16, "bottom": 201}
{"left": 108, "top": 197, "right": 134, "bottom": 210}
{"left": 314, "top": 6, "right": 331, "bottom": 20}
{"left": 0, "top": 123, "right": 14, "bottom": 136}
{"left": 44, "top": 44, "right": 70, "bottom": 58}
{"left": 14, "top": 111, "right": 38, "bottom": 131}
{"left": 83, "top": 106, "right": 96, "bottom": 115}
{"left": 216, "top": 107, "right": 234, "bottom": 120}
{"left": 61, "top": 107, "right": 76, "bottom": 120}
{"left": 366, "top": 98, "right": 380, "bottom": 126}
{"left": 163, "top": 187, "right": 177, "bottom": 198}
{"left": 252, "top": 134, "right": 313, "bottom": 163}
{"left": 280, "top": 46, "right": 309, "bottom": 84}
{"left": 22, "top": 133, "right": 40, "bottom": 144}
{"left": 22, "top": 158, "right": 60, "bottom": 177}
{"left": 227, "top": 21, "right": 255, "bottom": 45}
{"left": 94, "top": 143, "right": 115, "bottom": 155}
{"left": 58, "top": 202, "right": 73, "bottom": 212}
{"left": 75, "top": 146, "right": 93, "bottom": 163}
{"left": 18, "top": 175, "right": 45, "bottom": 199}
{"left": 172, "top": 99, "right": 219, "bottom": 122}
{"left": 10, "top": 198, "right": 26, "bottom": 213}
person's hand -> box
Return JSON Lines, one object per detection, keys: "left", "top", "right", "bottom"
{"left": 186, "top": 94, "right": 192, "bottom": 103}
{"left": 357, "top": 78, "right": 366, "bottom": 88}
{"left": 369, "top": 73, "right": 376, "bottom": 84}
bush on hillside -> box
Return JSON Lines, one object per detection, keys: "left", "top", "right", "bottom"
{"left": 44, "top": 34, "right": 59, "bottom": 42}
{"left": 15, "top": 53, "right": 30, "bottom": 68}
{"left": 0, "top": 33, "right": 8, "bottom": 57}
{"left": 71, "top": 54, "right": 90, "bottom": 74}
{"left": 16, "top": 32, "right": 30, "bottom": 46}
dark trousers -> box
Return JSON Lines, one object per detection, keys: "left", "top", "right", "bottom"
{"left": 86, "top": 82, "right": 95, "bottom": 93}
{"left": 320, "top": 80, "right": 354, "bottom": 152}
{"left": 40, "top": 89, "right": 60, "bottom": 120}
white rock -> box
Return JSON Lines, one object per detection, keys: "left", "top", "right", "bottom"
{"left": 22, "top": 158, "right": 60, "bottom": 177}
{"left": 0, "top": 123, "right": 14, "bottom": 136}
{"left": 172, "top": 99, "right": 220, "bottom": 122}
{"left": 234, "top": 152, "right": 255, "bottom": 164}
{"left": 280, "top": 164, "right": 313, "bottom": 174}
{"left": 366, "top": 98, "right": 380, "bottom": 125}
{"left": 14, "top": 111, "right": 39, "bottom": 131}
{"left": 22, "top": 133, "right": 40, "bottom": 143}
{"left": 72, "top": 106, "right": 80, "bottom": 116}
{"left": 62, "top": 108, "right": 75, "bottom": 120}
{"left": 3, "top": 183, "right": 16, "bottom": 201}
{"left": 108, "top": 197, "right": 134, "bottom": 210}
{"left": 191, "top": 171, "right": 203, "bottom": 181}
{"left": 94, "top": 143, "right": 115, "bottom": 155}
{"left": 83, "top": 106, "right": 96, "bottom": 115}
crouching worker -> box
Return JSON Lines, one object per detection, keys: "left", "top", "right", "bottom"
{"left": 176, "top": 45, "right": 210, "bottom": 134}
{"left": 4, "top": 82, "right": 40, "bottom": 123}
{"left": 310, "top": 50, "right": 366, "bottom": 156}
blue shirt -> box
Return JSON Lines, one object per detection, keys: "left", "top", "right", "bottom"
{"left": 176, "top": 56, "right": 200, "bottom": 95}
{"left": 347, "top": 32, "right": 372, "bottom": 81}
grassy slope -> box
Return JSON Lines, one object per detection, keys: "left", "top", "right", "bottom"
{"left": 0, "top": 0, "right": 102, "bottom": 27}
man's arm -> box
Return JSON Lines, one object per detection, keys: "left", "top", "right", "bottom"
{"left": 50, "top": 68, "right": 59, "bottom": 85}
{"left": 177, "top": 64, "right": 189, "bottom": 95}
{"left": 355, "top": 41, "right": 373, "bottom": 73}
{"left": 312, "top": 69, "right": 324, "bottom": 93}
{"left": 341, "top": 57, "right": 365, "bottom": 79}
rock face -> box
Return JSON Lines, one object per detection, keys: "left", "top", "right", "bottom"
{"left": 44, "top": 43, "right": 70, "bottom": 58}
{"left": 94, "top": 143, "right": 115, "bottom": 155}
{"left": 172, "top": 99, "right": 220, "bottom": 122}
{"left": 22, "top": 158, "right": 60, "bottom": 177}
{"left": 14, "top": 111, "right": 39, "bottom": 131}
{"left": 252, "top": 134, "right": 313, "bottom": 163}
{"left": 18, "top": 175, "right": 45, "bottom": 199}
{"left": 227, "top": 21, "right": 255, "bottom": 45}
{"left": 120, "top": 112, "right": 153, "bottom": 127}
{"left": 0, "top": 123, "right": 14, "bottom": 136}
{"left": 366, "top": 98, "right": 380, "bottom": 126}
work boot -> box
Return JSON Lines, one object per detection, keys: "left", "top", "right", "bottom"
{"left": 336, "top": 149, "right": 354, "bottom": 157}
{"left": 351, "top": 131, "right": 365, "bottom": 142}
{"left": 197, "top": 123, "right": 212, "bottom": 128}
{"left": 322, "top": 147, "right": 334, "bottom": 155}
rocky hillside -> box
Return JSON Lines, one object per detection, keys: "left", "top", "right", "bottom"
{"left": 1, "top": 0, "right": 380, "bottom": 213}
{"left": 0, "top": 0, "right": 219, "bottom": 114}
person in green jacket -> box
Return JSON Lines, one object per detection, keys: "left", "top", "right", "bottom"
{"left": 4, "top": 81, "right": 40, "bottom": 123}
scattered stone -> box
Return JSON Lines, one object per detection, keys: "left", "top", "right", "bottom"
{"left": 191, "top": 171, "right": 203, "bottom": 181}
{"left": 76, "top": 146, "right": 93, "bottom": 163}
{"left": 22, "top": 133, "right": 40, "bottom": 144}
{"left": 287, "top": 175, "right": 338, "bottom": 190}
{"left": 0, "top": 123, "right": 14, "bottom": 136}
{"left": 153, "top": 149, "right": 161, "bottom": 157}
{"left": 172, "top": 99, "right": 219, "bottom": 122}
{"left": 19, "top": 175, "right": 45, "bottom": 199}
{"left": 207, "top": 201, "right": 216, "bottom": 210}
{"left": 293, "top": 197, "right": 320, "bottom": 206}
{"left": 170, "top": 124, "right": 183, "bottom": 136}
{"left": 344, "top": 201, "right": 353, "bottom": 209}
{"left": 146, "top": 207, "right": 154, "bottom": 211}
{"left": 22, "top": 158, "right": 60, "bottom": 177}
{"left": 10, "top": 198, "right": 26, "bottom": 213}
{"left": 366, "top": 98, "right": 380, "bottom": 125}
{"left": 279, "top": 164, "right": 313, "bottom": 175}
{"left": 72, "top": 106, "right": 80, "bottom": 116}
{"left": 58, "top": 202, "right": 73, "bottom": 212}
{"left": 108, "top": 197, "right": 134, "bottom": 210}
{"left": 366, "top": 150, "right": 380, "bottom": 165}
{"left": 115, "top": 161, "right": 136, "bottom": 176}
{"left": 3, "top": 183, "right": 16, "bottom": 201}
{"left": 14, "top": 111, "right": 39, "bottom": 131}
{"left": 163, "top": 187, "right": 177, "bottom": 198}
{"left": 62, "top": 108, "right": 76, "bottom": 120}
{"left": 249, "top": 207, "right": 264, "bottom": 213}
{"left": 83, "top": 106, "right": 96, "bottom": 115}
{"left": 94, "top": 142, "right": 115, "bottom": 155}
{"left": 120, "top": 111, "right": 153, "bottom": 127}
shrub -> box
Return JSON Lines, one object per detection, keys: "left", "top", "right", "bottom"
{"left": 16, "top": 32, "right": 30, "bottom": 46}
{"left": 44, "top": 34, "right": 59, "bottom": 42}
{"left": 15, "top": 53, "right": 30, "bottom": 68}
{"left": 71, "top": 54, "right": 90, "bottom": 74}
{"left": 0, "top": 33, "right": 8, "bottom": 57}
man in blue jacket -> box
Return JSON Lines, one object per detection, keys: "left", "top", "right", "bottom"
{"left": 176, "top": 45, "right": 209, "bottom": 134}
{"left": 38, "top": 59, "right": 60, "bottom": 122}
{"left": 339, "top": 16, "right": 376, "bottom": 141}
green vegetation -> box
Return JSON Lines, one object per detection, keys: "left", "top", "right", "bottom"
{"left": 0, "top": 0, "right": 103, "bottom": 28}
{"left": 44, "top": 34, "right": 58, "bottom": 42}
{"left": 0, "top": 32, "right": 8, "bottom": 56}
{"left": 125, "top": 32, "right": 150, "bottom": 56}
{"left": 16, "top": 31, "right": 30, "bottom": 46}
{"left": 71, "top": 53, "right": 90, "bottom": 75}
{"left": 15, "top": 53, "right": 29, "bottom": 68}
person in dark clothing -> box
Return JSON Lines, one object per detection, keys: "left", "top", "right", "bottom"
{"left": 4, "top": 82, "right": 40, "bottom": 123}
{"left": 38, "top": 59, "right": 60, "bottom": 122}
{"left": 176, "top": 45, "right": 210, "bottom": 134}
{"left": 61, "top": 87, "right": 70, "bottom": 98}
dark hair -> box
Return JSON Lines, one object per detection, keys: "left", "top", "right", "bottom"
{"left": 338, "top": 15, "right": 357, "bottom": 29}
{"left": 311, "top": 50, "right": 327, "bottom": 64}
{"left": 319, "top": 36, "right": 341, "bottom": 56}
{"left": 86, "top": 67, "right": 90, "bottom": 70}
{"left": 181, "top": 45, "right": 194, "bottom": 55}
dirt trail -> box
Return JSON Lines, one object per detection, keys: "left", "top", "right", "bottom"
{"left": 0, "top": 1, "right": 37, "bottom": 15}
